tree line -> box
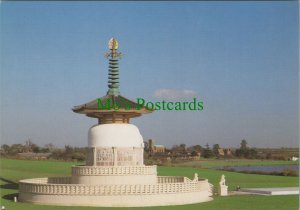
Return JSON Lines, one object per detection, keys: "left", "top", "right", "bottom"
{"left": 0, "top": 139, "right": 88, "bottom": 161}
{"left": 1, "top": 139, "right": 261, "bottom": 161}
{"left": 145, "top": 139, "right": 258, "bottom": 159}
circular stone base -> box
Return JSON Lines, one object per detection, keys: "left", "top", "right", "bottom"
{"left": 19, "top": 176, "right": 213, "bottom": 207}
{"left": 19, "top": 191, "right": 213, "bottom": 207}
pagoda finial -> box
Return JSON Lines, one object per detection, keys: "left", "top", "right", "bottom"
{"left": 106, "top": 38, "right": 122, "bottom": 59}
{"left": 105, "top": 38, "right": 122, "bottom": 96}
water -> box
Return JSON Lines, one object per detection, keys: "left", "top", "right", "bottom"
{"left": 220, "top": 165, "right": 299, "bottom": 175}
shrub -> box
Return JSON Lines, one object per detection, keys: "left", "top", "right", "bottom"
{"left": 282, "top": 168, "right": 298, "bottom": 176}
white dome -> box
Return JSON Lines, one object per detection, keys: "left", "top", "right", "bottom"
{"left": 88, "top": 124, "right": 144, "bottom": 148}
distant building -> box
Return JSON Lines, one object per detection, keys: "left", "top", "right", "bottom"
{"left": 148, "top": 139, "right": 154, "bottom": 152}
{"left": 291, "top": 156, "right": 298, "bottom": 161}
{"left": 148, "top": 139, "right": 165, "bottom": 154}
{"left": 217, "top": 148, "right": 232, "bottom": 157}
{"left": 217, "top": 149, "right": 224, "bottom": 156}
{"left": 153, "top": 145, "right": 165, "bottom": 153}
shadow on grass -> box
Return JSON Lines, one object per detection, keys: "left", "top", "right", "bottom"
{"left": 2, "top": 193, "right": 19, "bottom": 201}
{"left": 0, "top": 177, "right": 18, "bottom": 190}
{"left": 0, "top": 177, "right": 19, "bottom": 201}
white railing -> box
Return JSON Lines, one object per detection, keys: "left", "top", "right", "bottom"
{"left": 19, "top": 177, "right": 72, "bottom": 184}
{"left": 157, "top": 176, "right": 184, "bottom": 183}
{"left": 72, "top": 165, "right": 157, "bottom": 176}
{"left": 19, "top": 176, "right": 211, "bottom": 196}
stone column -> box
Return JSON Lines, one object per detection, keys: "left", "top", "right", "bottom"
{"left": 113, "top": 147, "right": 118, "bottom": 166}
{"left": 93, "top": 147, "right": 97, "bottom": 166}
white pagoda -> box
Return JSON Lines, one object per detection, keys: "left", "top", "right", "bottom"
{"left": 19, "top": 38, "right": 213, "bottom": 207}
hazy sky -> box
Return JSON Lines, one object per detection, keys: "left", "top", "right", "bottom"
{"left": 1, "top": 2, "right": 298, "bottom": 148}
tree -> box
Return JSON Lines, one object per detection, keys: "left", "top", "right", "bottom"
{"left": 245, "top": 148, "right": 258, "bottom": 159}
{"left": 240, "top": 139, "right": 248, "bottom": 150}
{"left": 144, "top": 141, "right": 149, "bottom": 152}
{"left": 8, "top": 144, "right": 25, "bottom": 155}
{"left": 1, "top": 144, "right": 10, "bottom": 153}
{"left": 235, "top": 139, "right": 257, "bottom": 159}
{"left": 212, "top": 144, "right": 220, "bottom": 157}
{"left": 28, "top": 143, "right": 40, "bottom": 153}
{"left": 44, "top": 143, "right": 55, "bottom": 152}
{"left": 24, "top": 139, "right": 33, "bottom": 152}
{"left": 179, "top": 144, "right": 186, "bottom": 152}
{"left": 202, "top": 143, "right": 213, "bottom": 158}
{"left": 266, "top": 153, "right": 272, "bottom": 159}
{"left": 193, "top": 145, "right": 202, "bottom": 152}
{"left": 65, "top": 145, "right": 74, "bottom": 153}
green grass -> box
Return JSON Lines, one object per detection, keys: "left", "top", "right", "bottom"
{"left": 174, "top": 159, "right": 299, "bottom": 169}
{"left": 159, "top": 166, "right": 298, "bottom": 191}
{"left": 0, "top": 159, "right": 77, "bottom": 181}
{"left": 0, "top": 159, "right": 298, "bottom": 210}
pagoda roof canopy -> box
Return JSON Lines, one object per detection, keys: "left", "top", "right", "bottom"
{"left": 72, "top": 94, "right": 151, "bottom": 119}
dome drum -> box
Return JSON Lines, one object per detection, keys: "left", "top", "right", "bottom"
{"left": 86, "top": 147, "right": 144, "bottom": 166}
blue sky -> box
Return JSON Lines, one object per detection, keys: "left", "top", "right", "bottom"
{"left": 1, "top": 2, "right": 298, "bottom": 148}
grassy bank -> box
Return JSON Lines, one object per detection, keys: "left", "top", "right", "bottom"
{"left": 0, "top": 159, "right": 298, "bottom": 210}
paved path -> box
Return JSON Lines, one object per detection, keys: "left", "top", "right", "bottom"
{"left": 235, "top": 187, "right": 299, "bottom": 195}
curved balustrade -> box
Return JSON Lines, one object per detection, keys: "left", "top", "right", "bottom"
{"left": 72, "top": 165, "right": 157, "bottom": 176}
{"left": 20, "top": 177, "right": 72, "bottom": 184}
{"left": 19, "top": 176, "right": 212, "bottom": 196}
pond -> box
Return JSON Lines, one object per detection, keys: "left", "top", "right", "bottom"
{"left": 219, "top": 164, "right": 299, "bottom": 175}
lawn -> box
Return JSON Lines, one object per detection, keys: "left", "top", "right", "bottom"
{"left": 174, "top": 159, "right": 299, "bottom": 169}
{"left": 0, "top": 159, "right": 298, "bottom": 210}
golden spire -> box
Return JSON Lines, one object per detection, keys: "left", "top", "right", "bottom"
{"left": 105, "top": 37, "right": 122, "bottom": 59}
{"left": 108, "top": 38, "right": 118, "bottom": 50}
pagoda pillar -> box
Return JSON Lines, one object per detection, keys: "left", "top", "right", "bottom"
{"left": 93, "top": 147, "right": 97, "bottom": 166}
{"left": 113, "top": 147, "right": 118, "bottom": 166}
